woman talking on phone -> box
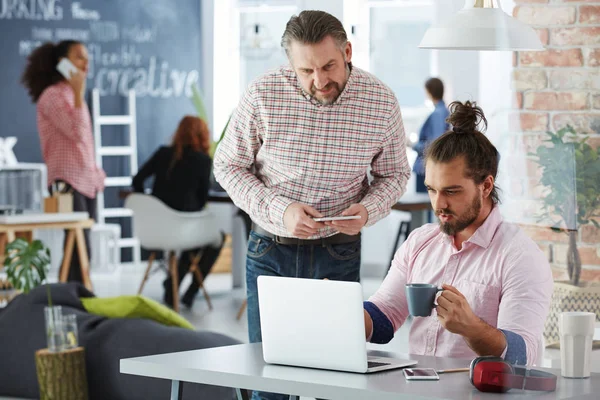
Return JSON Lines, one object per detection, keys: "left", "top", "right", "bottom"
{"left": 22, "top": 40, "right": 105, "bottom": 283}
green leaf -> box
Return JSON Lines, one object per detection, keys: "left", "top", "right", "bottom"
{"left": 190, "top": 83, "right": 209, "bottom": 122}
{"left": 3, "top": 238, "right": 51, "bottom": 294}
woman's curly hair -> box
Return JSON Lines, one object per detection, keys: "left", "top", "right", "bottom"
{"left": 21, "top": 40, "right": 81, "bottom": 103}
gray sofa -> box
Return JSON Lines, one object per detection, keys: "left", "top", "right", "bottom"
{"left": 0, "top": 283, "right": 239, "bottom": 399}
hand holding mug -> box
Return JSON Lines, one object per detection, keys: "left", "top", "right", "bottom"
{"left": 436, "top": 284, "right": 478, "bottom": 336}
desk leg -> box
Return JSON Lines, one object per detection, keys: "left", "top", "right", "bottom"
{"left": 235, "top": 388, "right": 250, "bottom": 400}
{"left": 59, "top": 230, "right": 76, "bottom": 283}
{"left": 170, "top": 380, "right": 183, "bottom": 400}
{"left": 75, "top": 227, "right": 93, "bottom": 292}
{"left": 6, "top": 230, "right": 16, "bottom": 243}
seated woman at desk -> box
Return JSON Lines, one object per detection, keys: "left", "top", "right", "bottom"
{"left": 132, "top": 116, "right": 223, "bottom": 308}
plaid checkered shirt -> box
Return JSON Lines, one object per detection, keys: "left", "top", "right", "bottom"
{"left": 213, "top": 65, "right": 410, "bottom": 238}
{"left": 37, "top": 82, "right": 105, "bottom": 199}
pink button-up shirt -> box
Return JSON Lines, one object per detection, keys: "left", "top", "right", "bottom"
{"left": 368, "top": 206, "right": 553, "bottom": 365}
{"left": 37, "top": 81, "right": 105, "bottom": 199}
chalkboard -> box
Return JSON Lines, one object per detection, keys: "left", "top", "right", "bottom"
{"left": 0, "top": 0, "right": 202, "bottom": 181}
{"left": 0, "top": 0, "right": 203, "bottom": 261}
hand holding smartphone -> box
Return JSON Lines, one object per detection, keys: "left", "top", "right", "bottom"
{"left": 56, "top": 58, "right": 79, "bottom": 79}
{"left": 57, "top": 58, "right": 85, "bottom": 103}
{"left": 313, "top": 215, "right": 361, "bottom": 222}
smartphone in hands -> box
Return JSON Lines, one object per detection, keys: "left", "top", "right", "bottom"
{"left": 56, "top": 58, "right": 79, "bottom": 79}
{"left": 313, "top": 216, "right": 361, "bottom": 222}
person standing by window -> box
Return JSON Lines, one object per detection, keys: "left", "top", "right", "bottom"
{"left": 22, "top": 40, "right": 105, "bottom": 283}
{"left": 413, "top": 78, "right": 449, "bottom": 193}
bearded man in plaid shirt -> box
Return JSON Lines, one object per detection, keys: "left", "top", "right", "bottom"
{"left": 214, "top": 13, "right": 410, "bottom": 396}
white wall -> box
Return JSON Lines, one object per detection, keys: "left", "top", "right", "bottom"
{"left": 436, "top": 0, "right": 481, "bottom": 103}
{"left": 201, "top": 0, "right": 215, "bottom": 135}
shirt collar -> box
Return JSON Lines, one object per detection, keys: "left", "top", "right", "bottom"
{"left": 467, "top": 205, "right": 502, "bottom": 248}
{"left": 438, "top": 205, "right": 503, "bottom": 249}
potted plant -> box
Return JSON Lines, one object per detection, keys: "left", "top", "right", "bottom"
{"left": 529, "top": 125, "right": 600, "bottom": 345}
{"left": 191, "top": 83, "right": 230, "bottom": 158}
{"left": 2, "top": 238, "right": 63, "bottom": 350}
{"left": 3, "top": 237, "right": 89, "bottom": 399}
{"left": 191, "top": 83, "right": 231, "bottom": 193}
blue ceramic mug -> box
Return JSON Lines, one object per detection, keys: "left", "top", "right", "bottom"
{"left": 405, "top": 283, "right": 443, "bottom": 317}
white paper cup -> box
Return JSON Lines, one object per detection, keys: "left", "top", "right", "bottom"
{"left": 559, "top": 312, "right": 595, "bottom": 378}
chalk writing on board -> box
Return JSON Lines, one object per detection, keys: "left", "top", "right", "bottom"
{"left": 88, "top": 44, "right": 143, "bottom": 68}
{"left": 19, "top": 40, "right": 43, "bottom": 56}
{"left": 89, "top": 21, "right": 119, "bottom": 42}
{"left": 0, "top": 0, "right": 63, "bottom": 20}
{"left": 32, "top": 27, "right": 53, "bottom": 41}
{"left": 122, "top": 25, "right": 157, "bottom": 43}
{"left": 94, "top": 57, "right": 199, "bottom": 98}
{"left": 71, "top": 2, "right": 99, "bottom": 21}
{"left": 55, "top": 28, "right": 89, "bottom": 41}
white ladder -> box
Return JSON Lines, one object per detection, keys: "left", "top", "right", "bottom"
{"left": 91, "top": 88, "right": 141, "bottom": 266}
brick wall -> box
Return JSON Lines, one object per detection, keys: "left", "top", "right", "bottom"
{"left": 511, "top": 0, "right": 600, "bottom": 281}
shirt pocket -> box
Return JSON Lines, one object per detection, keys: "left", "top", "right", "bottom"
{"left": 454, "top": 280, "right": 501, "bottom": 328}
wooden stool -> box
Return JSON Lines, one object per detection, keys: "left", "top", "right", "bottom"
{"left": 35, "top": 347, "right": 89, "bottom": 400}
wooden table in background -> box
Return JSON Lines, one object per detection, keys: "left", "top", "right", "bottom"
{"left": 0, "top": 213, "right": 94, "bottom": 291}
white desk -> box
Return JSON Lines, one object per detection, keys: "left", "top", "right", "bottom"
{"left": 0, "top": 212, "right": 94, "bottom": 290}
{"left": 121, "top": 343, "right": 600, "bottom": 400}
{"left": 0, "top": 211, "right": 89, "bottom": 224}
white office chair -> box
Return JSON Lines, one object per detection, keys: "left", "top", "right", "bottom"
{"left": 125, "top": 193, "right": 222, "bottom": 312}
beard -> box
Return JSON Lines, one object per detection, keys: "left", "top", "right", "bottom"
{"left": 437, "top": 193, "right": 482, "bottom": 236}
{"left": 309, "top": 61, "right": 350, "bottom": 105}
{"left": 311, "top": 81, "right": 343, "bottom": 105}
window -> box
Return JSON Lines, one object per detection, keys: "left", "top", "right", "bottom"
{"left": 369, "top": 3, "right": 435, "bottom": 108}
{"left": 239, "top": 7, "right": 294, "bottom": 91}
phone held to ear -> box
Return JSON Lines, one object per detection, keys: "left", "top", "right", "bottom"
{"left": 56, "top": 58, "right": 79, "bottom": 79}
{"left": 403, "top": 368, "right": 440, "bottom": 381}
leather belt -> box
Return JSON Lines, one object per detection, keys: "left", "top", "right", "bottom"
{"left": 251, "top": 224, "right": 360, "bottom": 246}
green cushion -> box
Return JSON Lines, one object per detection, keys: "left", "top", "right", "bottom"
{"left": 81, "top": 295, "right": 194, "bottom": 330}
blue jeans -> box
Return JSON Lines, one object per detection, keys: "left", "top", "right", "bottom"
{"left": 246, "top": 230, "right": 361, "bottom": 400}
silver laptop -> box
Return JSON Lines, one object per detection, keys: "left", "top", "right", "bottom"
{"left": 257, "top": 276, "right": 417, "bottom": 373}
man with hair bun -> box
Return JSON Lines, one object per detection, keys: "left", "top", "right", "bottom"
{"left": 364, "top": 101, "right": 553, "bottom": 367}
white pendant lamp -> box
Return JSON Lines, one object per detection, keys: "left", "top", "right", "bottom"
{"left": 419, "top": 0, "right": 544, "bottom": 51}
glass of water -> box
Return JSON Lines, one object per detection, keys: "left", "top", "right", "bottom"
{"left": 62, "top": 314, "right": 79, "bottom": 350}
{"left": 44, "top": 306, "right": 65, "bottom": 352}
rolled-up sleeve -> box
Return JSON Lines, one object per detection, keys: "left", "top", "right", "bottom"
{"left": 213, "top": 85, "right": 294, "bottom": 228}
{"left": 360, "top": 100, "right": 411, "bottom": 226}
{"left": 366, "top": 231, "right": 413, "bottom": 339}
{"left": 497, "top": 239, "right": 554, "bottom": 366}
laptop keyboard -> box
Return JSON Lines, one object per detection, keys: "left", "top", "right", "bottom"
{"left": 368, "top": 361, "right": 391, "bottom": 369}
